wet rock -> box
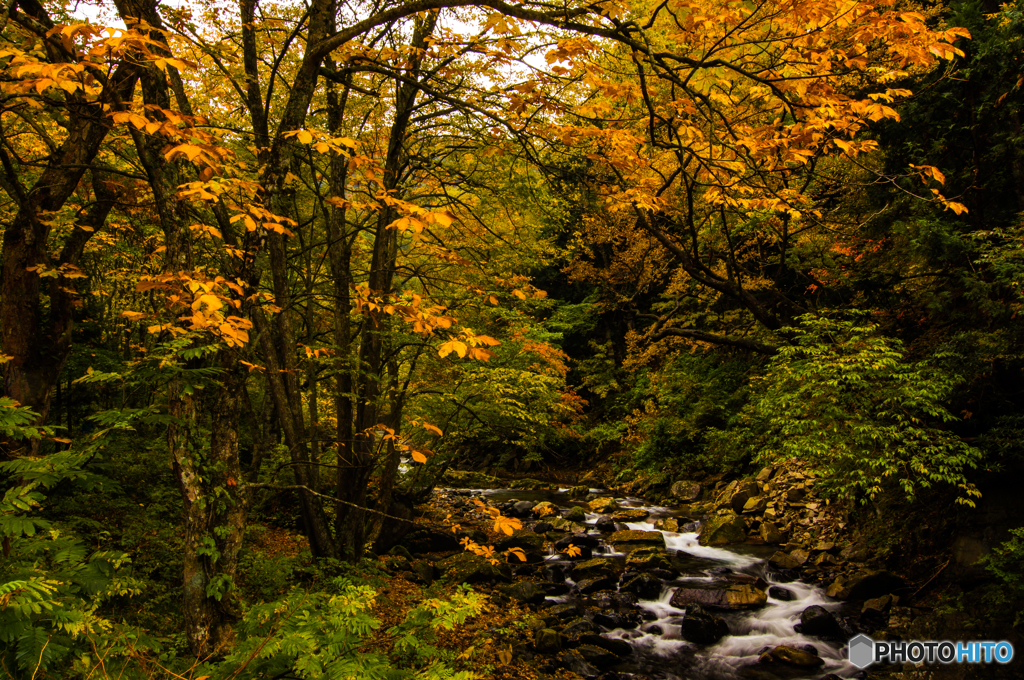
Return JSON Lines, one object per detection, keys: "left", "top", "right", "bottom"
{"left": 609, "top": 529, "right": 665, "bottom": 552}
{"left": 572, "top": 558, "right": 623, "bottom": 580}
{"left": 557, "top": 649, "right": 600, "bottom": 678}
{"left": 441, "top": 469, "right": 503, "bottom": 488}
{"left": 545, "top": 603, "right": 580, "bottom": 621}
{"left": 555, "top": 534, "right": 600, "bottom": 550}
{"left": 576, "top": 644, "right": 623, "bottom": 669}
{"left": 576, "top": 576, "right": 618, "bottom": 594}
{"left": 593, "top": 612, "right": 632, "bottom": 629}
{"left": 495, "top": 531, "right": 547, "bottom": 559}
{"left": 579, "top": 634, "right": 633, "bottom": 657}
{"left": 565, "top": 505, "right": 587, "bottom": 522}
{"left": 742, "top": 496, "right": 768, "bottom": 514}
{"left": 730, "top": 479, "right": 760, "bottom": 513}
{"left": 589, "top": 497, "right": 619, "bottom": 513}
{"left": 562, "top": 618, "right": 597, "bottom": 636}
{"left": 698, "top": 512, "right": 747, "bottom": 545}
{"left": 653, "top": 517, "right": 680, "bottom": 532}
{"left": 534, "top": 521, "right": 554, "bottom": 534}
{"left": 611, "top": 508, "right": 650, "bottom": 522}
{"left": 671, "top": 480, "right": 702, "bottom": 501}
{"left": 437, "top": 552, "right": 512, "bottom": 584}
{"left": 595, "top": 517, "right": 617, "bottom": 532}
{"left": 534, "top": 627, "right": 562, "bottom": 652}
{"left": 680, "top": 604, "right": 730, "bottom": 644}
{"left": 619, "top": 572, "right": 663, "bottom": 599}
{"left": 499, "top": 582, "right": 547, "bottom": 605}
{"left": 532, "top": 501, "right": 558, "bottom": 518}
{"left": 543, "top": 563, "right": 568, "bottom": 582}
{"left": 669, "top": 583, "right": 768, "bottom": 610}
{"left": 512, "top": 500, "right": 537, "bottom": 517}
{"left": 760, "top": 522, "right": 785, "bottom": 544}
{"left": 758, "top": 645, "right": 826, "bottom": 667}
{"left": 769, "top": 551, "right": 802, "bottom": 570}
{"left": 404, "top": 527, "right": 461, "bottom": 554}
{"left": 651, "top": 567, "right": 677, "bottom": 581}
{"left": 625, "top": 547, "right": 672, "bottom": 571}
{"left": 767, "top": 585, "right": 795, "bottom": 601}
{"left": 543, "top": 582, "right": 571, "bottom": 597}
{"left": 567, "top": 485, "right": 590, "bottom": 499}
{"left": 826, "top": 569, "right": 905, "bottom": 600}
{"left": 800, "top": 605, "right": 842, "bottom": 638}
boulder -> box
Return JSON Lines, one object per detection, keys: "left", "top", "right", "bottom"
{"left": 670, "top": 480, "right": 702, "bottom": 501}
{"left": 768, "top": 551, "right": 802, "bottom": 570}
{"left": 669, "top": 583, "right": 768, "bottom": 610}
{"left": 827, "top": 569, "right": 905, "bottom": 600}
{"left": 410, "top": 559, "right": 436, "bottom": 584}
{"left": 625, "top": 547, "right": 672, "bottom": 571}
{"left": 534, "top": 521, "right": 554, "bottom": 534}
{"left": 741, "top": 496, "right": 768, "bottom": 514}
{"left": 759, "top": 645, "right": 826, "bottom": 667}
{"left": 567, "top": 485, "right": 590, "bottom": 499}
{"left": 799, "top": 605, "right": 842, "bottom": 638}
{"left": 437, "top": 552, "right": 512, "bottom": 584}
{"left": 595, "top": 517, "right": 617, "bottom": 532}
{"left": 611, "top": 508, "right": 650, "bottom": 522}
{"left": 575, "top": 644, "right": 623, "bottom": 670}
{"left": 534, "top": 628, "right": 562, "bottom": 653}
{"left": 532, "top": 501, "right": 558, "bottom": 518}
{"left": 544, "top": 603, "right": 580, "bottom": 621}
{"left": 730, "top": 479, "right": 760, "bottom": 513}
{"left": 404, "top": 527, "right": 461, "bottom": 554}
{"left": 512, "top": 500, "right": 537, "bottom": 517}
{"left": 495, "top": 530, "right": 547, "bottom": 560}
{"left": 510, "top": 478, "right": 554, "bottom": 490}
{"left": 619, "top": 572, "right": 664, "bottom": 599}
{"left": 500, "top": 582, "right": 547, "bottom": 605}
{"left": 578, "top": 634, "right": 633, "bottom": 657}
{"left": 555, "top": 534, "right": 601, "bottom": 550}
{"left": 572, "top": 558, "right": 623, "bottom": 581}
{"left": 556, "top": 649, "right": 600, "bottom": 678}
{"left": 564, "top": 505, "right": 587, "bottom": 522}
{"left": 680, "top": 604, "right": 730, "bottom": 644}
{"left": 698, "top": 512, "right": 747, "bottom": 546}
{"left": 576, "top": 576, "right": 618, "bottom": 594}
{"left": 767, "top": 586, "right": 795, "bottom": 601}
{"left": 759, "top": 522, "right": 784, "bottom": 544}
{"left": 653, "top": 517, "right": 680, "bottom": 532}
{"left": 608, "top": 530, "right": 665, "bottom": 552}
{"left": 588, "top": 497, "right": 619, "bottom": 513}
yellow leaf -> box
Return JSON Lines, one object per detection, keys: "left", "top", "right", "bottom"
{"left": 296, "top": 130, "right": 313, "bottom": 144}
{"left": 422, "top": 421, "right": 443, "bottom": 436}
{"left": 512, "top": 289, "right": 527, "bottom": 300}
{"left": 411, "top": 449, "right": 428, "bottom": 463}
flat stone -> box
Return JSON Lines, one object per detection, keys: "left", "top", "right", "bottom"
{"left": 608, "top": 530, "right": 665, "bottom": 552}
{"left": 760, "top": 522, "right": 784, "bottom": 544}
{"left": 742, "top": 496, "right": 768, "bottom": 514}
{"left": 588, "top": 497, "right": 618, "bottom": 513}
{"left": 612, "top": 508, "right": 650, "bottom": 522}
{"left": 654, "top": 517, "right": 680, "bottom": 532}
{"left": 759, "top": 645, "right": 825, "bottom": 667}
{"left": 698, "top": 512, "right": 747, "bottom": 545}
{"left": 669, "top": 583, "right": 768, "bottom": 610}
{"left": 769, "top": 551, "right": 801, "bottom": 570}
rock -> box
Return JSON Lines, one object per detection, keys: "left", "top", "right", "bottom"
{"left": 512, "top": 500, "right": 537, "bottom": 517}
{"left": 593, "top": 612, "right": 632, "bottom": 629}
{"left": 786, "top": 487, "right": 806, "bottom": 502}
{"left": 768, "top": 585, "right": 795, "bottom": 601}
{"left": 653, "top": 517, "right": 680, "bottom": 532}
{"left": 410, "top": 559, "right": 435, "bottom": 584}
{"left": 575, "top": 644, "right": 622, "bottom": 669}
{"left": 862, "top": 594, "right": 896, "bottom": 614}
{"left": 562, "top": 618, "right": 597, "bottom": 636}
{"left": 565, "top": 505, "right": 587, "bottom": 522}
{"left": 611, "top": 508, "right": 650, "bottom": 522}
{"left": 404, "top": 527, "right": 461, "bottom": 554}
{"left": 588, "top": 497, "right": 619, "bottom": 513}
{"left": 576, "top": 576, "right": 618, "bottom": 594}
{"left": 625, "top": 547, "right": 672, "bottom": 571}
{"left": 389, "top": 545, "right": 413, "bottom": 559}
{"left": 698, "top": 512, "right": 747, "bottom": 545}
{"left": 500, "top": 582, "right": 547, "bottom": 605}
{"left": 671, "top": 480, "right": 702, "bottom": 501}
{"left": 756, "top": 467, "right": 774, "bottom": 483}
{"left": 619, "top": 572, "right": 663, "bottom": 599}
{"left": 800, "top": 605, "right": 842, "bottom": 638}
{"left": 555, "top": 534, "right": 601, "bottom": 550}
{"left": 534, "top": 628, "right": 562, "bottom": 653}
{"left": 441, "top": 469, "right": 503, "bottom": 488}
{"left": 759, "top": 645, "right": 826, "bottom": 667}
{"left": 532, "top": 501, "right": 558, "bottom": 518}
{"left": 544, "top": 603, "right": 580, "bottom": 621}
{"left": 572, "top": 558, "right": 623, "bottom": 580}
{"left": 534, "top": 521, "right": 554, "bottom": 534}
{"left": 768, "top": 551, "right": 802, "bottom": 570}
{"left": 759, "top": 522, "right": 784, "bottom": 544}
{"left": 578, "top": 635, "right": 633, "bottom": 657}
{"left": 839, "top": 542, "right": 870, "bottom": 562}
{"left": 789, "top": 548, "right": 811, "bottom": 565}
{"left": 595, "top": 517, "right": 617, "bottom": 532}
{"left": 680, "top": 604, "right": 730, "bottom": 644}
{"left": 557, "top": 649, "right": 600, "bottom": 678}
{"left": 567, "top": 485, "right": 590, "bottom": 499}
{"left": 741, "top": 496, "right": 768, "bottom": 514}
{"left": 812, "top": 552, "right": 837, "bottom": 566}
{"left": 730, "top": 479, "right": 760, "bottom": 513}
{"left": 437, "top": 552, "right": 512, "bottom": 584}
{"left": 608, "top": 530, "right": 665, "bottom": 552}
{"left": 510, "top": 478, "right": 554, "bottom": 490}
{"left": 669, "top": 583, "right": 768, "bottom": 610}
{"left": 827, "top": 569, "right": 905, "bottom": 600}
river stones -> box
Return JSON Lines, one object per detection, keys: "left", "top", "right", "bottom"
{"left": 671, "top": 480, "right": 702, "bottom": 501}
{"left": 575, "top": 643, "right": 624, "bottom": 669}
{"left": 767, "top": 585, "right": 796, "bottom": 601}
{"left": 619, "top": 572, "right": 663, "bottom": 599}
{"left": 609, "top": 529, "right": 665, "bottom": 552}
{"left": 588, "top": 497, "right": 619, "bottom": 513}
{"left": 495, "top": 530, "right": 546, "bottom": 560}
{"left": 611, "top": 508, "right": 650, "bottom": 522}
{"left": 567, "top": 485, "right": 590, "bottom": 499}
{"left": 534, "top": 627, "right": 563, "bottom": 652}
{"left": 826, "top": 569, "right": 905, "bottom": 600}
{"left": 625, "top": 547, "right": 672, "bottom": 571}
{"left": 511, "top": 500, "right": 536, "bottom": 517}
{"left": 556, "top": 649, "right": 600, "bottom": 678}
{"left": 758, "top": 645, "right": 825, "bottom": 667}
{"left": 576, "top": 575, "right": 617, "bottom": 594}
{"left": 799, "top": 605, "right": 843, "bottom": 638}
{"left": 564, "top": 505, "right": 587, "bottom": 522}
{"left": 698, "top": 511, "right": 747, "bottom": 545}
{"left": 532, "top": 501, "right": 558, "bottom": 518}
{"left": 578, "top": 634, "right": 633, "bottom": 657}
{"left": 437, "top": 552, "right": 512, "bottom": 584}
{"left": 727, "top": 478, "right": 760, "bottom": 513}
{"left": 510, "top": 478, "right": 554, "bottom": 490}
{"left": 670, "top": 582, "right": 768, "bottom": 610}
{"left": 572, "top": 557, "right": 623, "bottom": 580}
{"left": 534, "top": 521, "right": 554, "bottom": 533}
{"left": 680, "top": 604, "right": 730, "bottom": 644}
{"left": 653, "top": 517, "right": 680, "bottom": 532}
{"left": 595, "top": 516, "right": 617, "bottom": 532}
{"left": 499, "top": 581, "right": 547, "bottom": 605}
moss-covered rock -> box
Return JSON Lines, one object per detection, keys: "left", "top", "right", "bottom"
{"left": 611, "top": 508, "right": 650, "bottom": 522}
{"left": 698, "top": 512, "right": 747, "bottom": 546}
{"left": 564, "top": 505, "right": 587, "bottom": 522}
{"left": 571, "top": 557, "right": 623, "bottom": 580}
{"left": 588, "top": 497, "right": 619, "bottom": 513}
{"left": 625, "top": 547, "right": 672, "bottom": 571}
{"left": 437, "top": 552, "right": 512, "bottom": 584}
{"left": 608, "top": 529, "right": 664, "bottom": 552}
{"left": 510, "top": 478, "right": 556, "bottom": 490}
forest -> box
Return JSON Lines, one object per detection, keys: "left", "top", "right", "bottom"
{"left": 1, "top": 0, "right": 1022, "bottom": 678}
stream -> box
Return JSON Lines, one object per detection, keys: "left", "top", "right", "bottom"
{"left": 457, "top": 486, "right": 860, "bottom": 680}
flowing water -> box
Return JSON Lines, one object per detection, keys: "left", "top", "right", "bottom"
{"left": 462, "top": 487, "right": 859, "bottom": 680}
